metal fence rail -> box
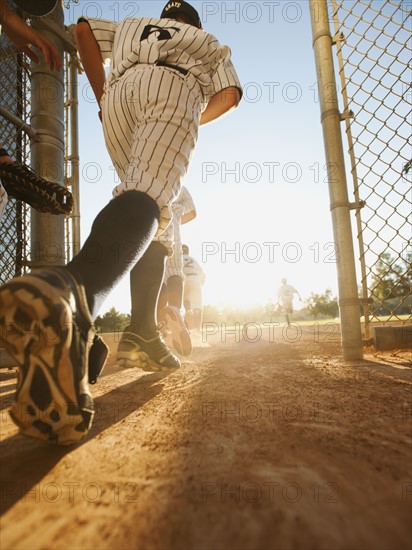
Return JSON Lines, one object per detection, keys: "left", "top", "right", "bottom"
{"left": 331, "top": 0, "right": 411, "bottom": 337}
{"left": 0, "top": 31, "right": 31, "bottom": 283}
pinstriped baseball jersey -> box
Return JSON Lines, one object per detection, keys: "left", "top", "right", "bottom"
{"left": 0, "top": 180, "right": 7, "bottom": 221}
{"left": 170, "top": 185, "right": 196, "bottom": 225}
{"left": 80, "top": 16, "right": 241, "bottom": 236}
{"left": 84, "top": 17, "right": 241, "bottom": 106}
{"left": 162, "top": 185, "right": 196, "bottom": 279}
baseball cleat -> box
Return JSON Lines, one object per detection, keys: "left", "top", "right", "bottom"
{"left": 0, "top": 268, "right": 102, "bottom": 445}
{"left": 160, "top": 305, "right": 192, "bottom": 356}
{"left": 116, "top": 326, "right": 181, "bottom": 372}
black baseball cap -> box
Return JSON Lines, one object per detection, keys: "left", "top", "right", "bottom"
{"left": 14, "top": 0, "right": 57, "bottom": 16}
{"left": 161, "top": 1, "right": 202, "bottom": 29}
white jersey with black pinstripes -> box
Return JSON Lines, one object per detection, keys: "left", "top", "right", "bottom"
{"left": 83, "top": 17, "right": 240, "bottom": 106}
{"left": 183, "top": 254, "right": 205, "bottom": 283}
{"left": 162, "top": 185, "right": 196, "bottom": 279}
{"left": 171, "top": 185, "right": 196, "bottom": 224}
{"left": 80, "top": 16, "right": 241, "bottom": 236}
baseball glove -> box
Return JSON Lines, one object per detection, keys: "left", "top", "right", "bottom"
{"left": 0, "top": 162, "right": 73, "bottom": 215}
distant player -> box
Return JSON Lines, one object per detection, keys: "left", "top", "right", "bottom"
{"left": 158, "top": 186, "right": 196, "bottom": 356}
{"left": 182, "top": 244, "right": 205, "bottom": 332}
{"left": 277, "top": 277, "right": 302, "bottom": 325}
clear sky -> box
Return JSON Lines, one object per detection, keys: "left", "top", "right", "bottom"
{"left": 66, "top": 0, "right": 347, "bottom": 314}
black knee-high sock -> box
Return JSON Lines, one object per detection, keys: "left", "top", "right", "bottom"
{"left": 129, "top": 241, "right": 168, "bottom": 337}
{"left": 66, "top": 191, "right": 159, "bottom": 318}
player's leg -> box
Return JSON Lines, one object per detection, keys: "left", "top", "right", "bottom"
{"left": 161, "top": 296, "right": 192, "bottom": 356}
{"left": 130, "top": 242, "right": 167, "bottom": 336}
{"left": 184, "top": 311, "right": 194, "bottom": 330}
{"left": 116, "top": 241, "right": 181, "bottom": 370}
{"left": 282, "top": 298, "right": 293, "bottom": 326}
{"left": 190, "top": 282, "right": 204, "bottom": 332}
{"left": 193, "top": 309, "right": 203, "bottom": 332}
{"left": 166, "top": 275, "right": 184, "bottom": 308}
{"left": 67, "top": 191, "right": 159, "bottom": 318}
{"left": 158, "top": 222, "right": 192, "bottom": 356}
{"left": 280, "top": 300, "right": 288, "bottom": 325}
{"left": 0, "top": 66, "right": 201, "bottom": 444}
{"left": 183, "top": 279, "right": 193, "bottom": 330}
{"left": 158, "top": 283, "right": 168, "bottom": 311}
{"left": 0, "top": 189, "right": 159, "bottom": 444}
{"left": 0, "top": 70, "right": 160, "bottom": 443}
{"left": 113, "top": 66, "right": 199, "bottom": 365}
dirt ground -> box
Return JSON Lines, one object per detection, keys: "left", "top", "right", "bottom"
{"left": 1, "top": 324, "right": 411, "bottom": 550}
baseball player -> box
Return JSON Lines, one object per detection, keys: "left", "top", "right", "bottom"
{"left": 277, "top": 277, "right": 302, "bottom": 325}
{"left": 182, "top": 244, "right": 205, "bottom": 332}
{"left": 0, "top": 0, "right": 62, "bottom": 221}
{"left": 156, "top": 186, "right": 196, "bottom": 357}
{"left": 0, "top": 0, "right": 241, "bottom": 444}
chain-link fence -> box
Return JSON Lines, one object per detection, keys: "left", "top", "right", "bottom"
{"left": 0, "top": 3, "right": 79, "bottom": 286}
{"left": 0, "top": 23, "right": 32, "bottom": 284}
{"left": 330, "top": 0, "right": 411, "bottom": 337}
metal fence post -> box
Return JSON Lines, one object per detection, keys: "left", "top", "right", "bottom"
{"left": 69, "top": 56, "right": 80, "bottom": 255}
{"left": 30, "top": 0, "right": 65, "bottom": 267}
{"left": 309, "top": 0, "right": 363, "bottom": 360}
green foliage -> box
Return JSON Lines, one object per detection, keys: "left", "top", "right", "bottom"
{"left": 305, "top": 289, "right": 339, "bottom": 320}
{"left": 370, "top": 251, "right": 412, "bottom": 301}
{"left": 95, "top": 307, "right": 130, "bottom": 334}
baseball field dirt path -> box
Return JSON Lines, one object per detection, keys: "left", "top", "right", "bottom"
{"left": 1, "top": 325, "right": 411, "bottom": 550}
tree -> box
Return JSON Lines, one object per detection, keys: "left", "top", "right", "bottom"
{"left": 95, "top": 307, "right": 130, "bottom": 334}
{"left": 370, "top": 251, "right": 412, "bottom": 301}
{"left": 305, "top": 289, "right": 339, "bottom": 319}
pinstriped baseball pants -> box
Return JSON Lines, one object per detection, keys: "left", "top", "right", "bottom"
{"left": 101, "top": 65, "right": 202, "bottom": 244}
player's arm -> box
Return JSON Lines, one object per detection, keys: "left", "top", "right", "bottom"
{"left": 292, "top": 287, "right": 302, "bottom": 301}
{"left": 0, "top": 0, "right": 62, "bottom": 71}
{"left": 200, "top": 86, "right": 241, "bottom": 126}
{"left": 75, "top": 21, "right": 105, "bottom": 106}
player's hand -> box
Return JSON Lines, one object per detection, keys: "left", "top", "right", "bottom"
{"left": 2, "top": 14, "right": 62, "bottom": 71}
